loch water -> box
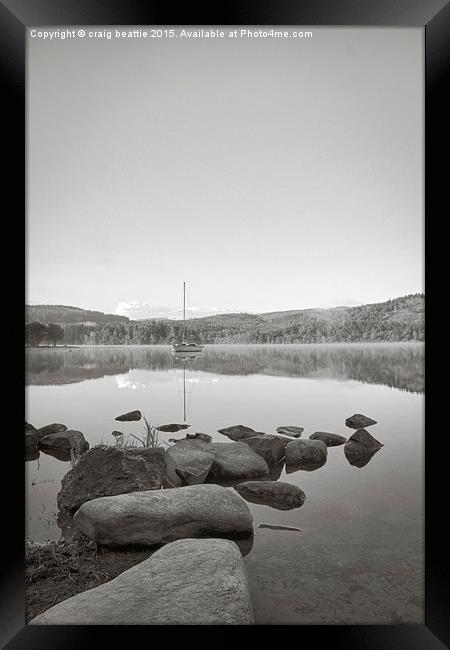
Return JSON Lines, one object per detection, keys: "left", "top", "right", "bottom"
{"left": 25, "top": 343, "right": 424, "bottom": 624}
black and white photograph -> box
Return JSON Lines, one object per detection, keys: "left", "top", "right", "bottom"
{"left": 0, "top": 1, "right": 444, "bottom": 641}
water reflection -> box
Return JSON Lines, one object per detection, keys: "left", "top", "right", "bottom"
{"left": 26, "top": 343, "right": 424, "bottom": 394}
{"left": 344, "top": 447, "right": 382, "bottom": 468}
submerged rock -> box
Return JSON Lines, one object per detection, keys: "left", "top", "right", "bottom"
{"left": 164, "top": 439, "right": 215, "bottom": 487}
{"left": 57, "top": 445, "right": 165, "bottom": 516}
{"left": 206, "top": 442, "right": 269, "bottom": 481}
{"left": 217, "top": 425, "right": 262, "bottom": 441}
{"left": 309, "top": 431, "right": 347, "bottom": 447}
{"left": 285, "top": 438, "right": 327, "bottom": 473}
{"left": 276, "top": 426, "right": 304, "bottom": 438}
{"left": 115, "top": 410, "right": 142, "bottom": 422}
{"left": 156, "top": 423, "right": 190, "bottom": 432}
{"left": 37, "top": 423, "right": 68, "bottom": 439}
{"left": 234, "top": 481, "right": 305, "bottom": 511}
{"left": 29, "top": 538, "right": 254, "bottom": 625}
{"left": 73, "top": 484, "right": 253, "bottom": 547}
{"left": 345, "top": 413, "right": 377, "bottom": 429}
{"left": 344, "top": 428, "right": 383, "bottom": 466}
{"left": 39, "top": 430, "right": 89, "bottom": 455}
{"left": 242, "top": 435, "right": 285, "bottom": 465}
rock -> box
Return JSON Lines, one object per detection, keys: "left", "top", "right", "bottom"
{"left": 207, "top": 442, "right": 269, "bottom": 482}
{"left": 164, "top": 439, "right": 215, "bottom": 487}
{"left": 25, "top": 421, "right": 37, "bottom": 433}
{"left": 234, "top": 481, "right": 305, "bottom": 510}
{"left": 73, "top": 484, "right": 253, "bottom": 547}
{"left": 37, "top": 423, "right": 67, "bottom": 439}
{"left": 217, "top": 425, "right": 262, "bottom": 441}
{"left": 156, "top": 423, "right": 190, "bottom": 432}
{"left": 276, "top": 426, "right": 304, "bottom": 438}
{"left": 285, "top": 439, "right": 327, "bottom": 473}
{"left": 186, "top": 432, "right": 212, "bottom": 443}
{"left": 115, "top": 410, "right": 141, "bottom": 422}
{"left": 348, "top": 428, "right": 383, "bottom": 450}
{"left": 25, "top": 429, "right": 39, "bottom": 449}
{"left": 344, "top": 428, "right": 383, "bottom": 466}
{"left": 39, "top": 430, "right": 89, "bottom": 456}
{"left": 29, "top": 538, "right": 254, "bottom": 625}
{"left": 57, "top": 445, "right": 165, "bottom": 516}
{"left": 267, "top": 460, "right": 285, "bottom": 481}
{"left": 25, "top": 430, "right": 39, "bottom": 461}
{"left": 242, "top": 435, "right": 286, "bottom": 465}
{"left": 309, "top": 431, "right": 347, "bottom": 447}
{"left": 345, "top": 413, "right": 377, "bottom": 429}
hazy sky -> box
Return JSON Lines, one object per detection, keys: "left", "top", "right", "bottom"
{"left": 27, "top": 27, "right": 423, "bottom": 318}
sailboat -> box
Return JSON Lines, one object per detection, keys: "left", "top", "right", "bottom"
{"left": 172, "top": 282, "right": 204, "bottom": 353}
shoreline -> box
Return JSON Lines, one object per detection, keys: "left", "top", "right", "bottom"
{"left": 26, "top": 341, "right": 424, "bottom": 348}
{"left": 25, "top": 536, "right": 153, "bottom": 623}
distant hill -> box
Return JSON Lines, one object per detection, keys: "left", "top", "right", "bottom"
{"left": 25, "top": 304, "right": 129, "bottom": 325}
{"left": 25, "top": 294, "right": 424, "bottom": 344}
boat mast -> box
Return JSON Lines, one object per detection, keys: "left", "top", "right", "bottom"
{"left": 183, "top": 363, "right": 186, "bottom": 422}
{"left": 183, "top": 282, "right": 186, "bottom": 341}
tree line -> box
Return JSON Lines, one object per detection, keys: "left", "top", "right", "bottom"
{"left": 25, "top": 294, "right": 424, "bottom": 346}
{"left": 25, "top": 322, "right": 65, "bottom": 346}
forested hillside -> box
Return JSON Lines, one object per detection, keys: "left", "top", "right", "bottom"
{"left": 25, "top": 294, "right": 424, "bottom": 345}
{"left": 25, "top": 305, "right": 129, "bottom": 325}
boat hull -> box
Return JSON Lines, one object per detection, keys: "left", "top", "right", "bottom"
{"left": 172, "top": 344, "right": 204, "bottom": 353}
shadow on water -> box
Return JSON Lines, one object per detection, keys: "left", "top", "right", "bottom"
{"left": 26, "top": 343, "right": 424, "bottom": 393}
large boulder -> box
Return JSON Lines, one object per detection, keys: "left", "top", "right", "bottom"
{"left": 309, "top": 431, "right": 347, "bottom": 447}
{"left": 207, "top": 442, "right": 269, "bottom": 481}
{"left": 25, "top": 421, "right": 37, "bottom": 433}
{"left": 57, "top": 445, "right": 165, "bottom": 516}
{"left": 276, "top": 426, "right": 303, "bottom": 438}
{"left": 234, "top": 481, "right": 305, "bottom": 511}
{"left": 344, "top": 428, "right": 383, "bottom": 466}
{"left": 217, "top": 425, "right": 262, "bottom": 441}
{"left": 29, "top": 538, "right": 254, "bottom": 625}
{"left": 164, "top": 439, "right": 215, "bottom": 487}
{"left": 285, "top": 439, "right": 327, "bottom": 473}
{"left": 73, "top": 484, "right": 253, "bottom": 547}
{"left": 345, "top": 413, "right": 377, "bottom": 429}
{"left": 115, "top": 410, "right": 141, "bottom": 422}
{"left": 242, "top": 435, "right": 286, "bottom": 465}
{"left": 37, "top": 423, "right": 67, "bottom": 439}
{"left": 39, "top": 430, "right": 89, "bottom": 456}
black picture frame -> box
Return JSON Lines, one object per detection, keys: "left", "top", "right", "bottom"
{"left": 2, "top": 0, "right": 448, "bottom": 647}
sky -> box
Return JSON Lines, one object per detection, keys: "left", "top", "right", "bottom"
{"left": 27, "top": 27, "right": 424, "bottom": 319}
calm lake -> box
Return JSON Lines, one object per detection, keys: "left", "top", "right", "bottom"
{"left": 25, "top": 343, "right": 424, "bottom": 624}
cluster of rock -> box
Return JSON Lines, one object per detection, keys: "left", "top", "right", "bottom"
{"left": 25, "top": 421, "right": 89, "bottom": 462}
{"left": 26, "top": 410, "right": 384, "bottom": 625}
